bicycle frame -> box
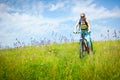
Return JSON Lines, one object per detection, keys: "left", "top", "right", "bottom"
{"left": 74, "top": 31, "right": 90, "bottom": 58}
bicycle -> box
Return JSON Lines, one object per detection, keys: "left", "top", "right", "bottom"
{"left": 74, "top": 32, "right": 93, "bottom": 58}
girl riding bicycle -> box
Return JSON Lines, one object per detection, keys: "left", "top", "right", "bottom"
{"left": 74, "top": 13, "right": 93, "bottom": 53}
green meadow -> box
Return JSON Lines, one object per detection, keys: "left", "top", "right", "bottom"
{"left": 0, "top": 40, "right": 120, "bottom": 80}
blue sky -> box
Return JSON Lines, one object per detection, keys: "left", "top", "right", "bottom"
{"left": 0, "top": 0, "right": 120, "bottom": 48}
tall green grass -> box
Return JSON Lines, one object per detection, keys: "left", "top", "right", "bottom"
{"left": 0, "top": 40, "right": 120, "bottom": 80}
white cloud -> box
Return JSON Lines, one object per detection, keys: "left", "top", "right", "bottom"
{"left": 49, "top": 3, "right": 64, "bottom": 11}
{"left": 0, "top": 12, "right": 59, "bottom": 35}
{"left": 71, "top": 0, "right": 120, "bottom": 20}
{"left": 0, "top": 3, "right": 13, "bottom": 12}
{"left": 47, "top": 1, "right": 69, "bottom": 12}
{"left": 46, "top": 0, "right": 120, "bottom": 21}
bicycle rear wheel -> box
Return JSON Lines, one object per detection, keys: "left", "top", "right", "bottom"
{"left": 90, "top": 38, "right": 93, "bottom": 51}
{"left": 89, "top": 38, "right": 94, "bottom": 54}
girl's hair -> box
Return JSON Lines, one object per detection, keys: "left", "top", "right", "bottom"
{"left": 80, "top": 13, "right": 85, "bottom": 17}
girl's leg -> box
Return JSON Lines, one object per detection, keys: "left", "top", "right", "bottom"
{"left": 85, "top": 33, "right": 92, "bottom": 53}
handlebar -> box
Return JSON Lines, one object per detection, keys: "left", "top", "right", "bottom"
{"left": 73, "top": 31, "right": 91, "bottom": 34}
{"left": 73, "top": 32, "right": 81, "bottom": 34}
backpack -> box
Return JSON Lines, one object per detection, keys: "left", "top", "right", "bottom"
{"left": 79, "top": 18, "right": 88, "bottom": 27}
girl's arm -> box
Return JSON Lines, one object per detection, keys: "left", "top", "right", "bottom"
{"left": 74, "top": 20, "right": 79, "bottom": 33}
{"left": 86, "top": 19, "right": 91, "bottom": 32}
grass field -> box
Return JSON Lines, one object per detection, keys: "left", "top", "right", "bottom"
{"left": 0, "top": 40, "right": 120, "bottom": 80}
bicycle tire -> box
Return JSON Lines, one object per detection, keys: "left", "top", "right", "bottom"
{"left": 90, "top": 38, "right": 94, "bottom": 53}
{"left": 79, "top": 39, "right": 84, "bottom": 58}
{"left": 83, "top": 39, "right": 88, "bottom": 52}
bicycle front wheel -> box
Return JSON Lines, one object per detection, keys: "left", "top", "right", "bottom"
{"left": 79, "top": 39, "right": 84, "bottom": 58}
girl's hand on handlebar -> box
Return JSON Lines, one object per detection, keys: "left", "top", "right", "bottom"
{"left": 88, "top": 30, "right": 91, "bottom": 33}
{"left": 73, "top": 31, "right": 77, "bottom": 34}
